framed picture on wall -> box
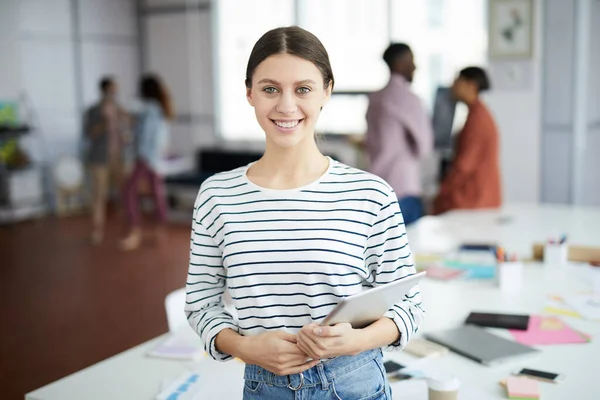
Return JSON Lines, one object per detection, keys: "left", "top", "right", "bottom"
{"left": 489, "top": 0, "right": 534, "bottom": 59}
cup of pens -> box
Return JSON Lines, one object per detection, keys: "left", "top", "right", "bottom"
{"left": 544, "top": 235, "right": 568, "bottom": 267}
{"left": 496, "top": 247, "right": 522, "bottom": 292}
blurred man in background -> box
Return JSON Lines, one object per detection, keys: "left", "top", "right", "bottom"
{"left": 83, "top": 76, "right": 129, "bottom": 245}
{"left": 366, "top": 43, "right": 433, "bottom": 225}
{"left": 433, "top": 67, "right": 501, "bottom": 214}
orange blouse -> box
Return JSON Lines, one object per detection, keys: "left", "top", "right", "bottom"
{"left": 434, "top": 100, "right": 502, "bottom": 214}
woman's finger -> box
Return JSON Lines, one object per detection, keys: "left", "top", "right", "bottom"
{"left": 296, "top": 338, "right": 319, "bottom": 360}
{"left": 298, "top": 331, "right": 327, "bottom": 359}
{"left": 277, "top": 350, "right": 312, "bottom": 366}
{"left": 312, "top": 323, "right": 352, "bottom": 338}
{"left": 279, "top": 359, "right": 320, "bottom": 376}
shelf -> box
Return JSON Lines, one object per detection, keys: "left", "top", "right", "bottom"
{"left": 0, "top": 203, "right": 47, "bottom": 224}
{"left": 0, "top": 125, "right": 32, "bottom": 141}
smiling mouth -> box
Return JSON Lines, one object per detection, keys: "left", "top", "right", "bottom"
{"left": 271, "top": 119, "right": 303, "bottom": 129}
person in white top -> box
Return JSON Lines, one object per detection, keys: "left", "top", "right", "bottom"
{"left": 185, "top": 26, "right": 424, "bottom": 399}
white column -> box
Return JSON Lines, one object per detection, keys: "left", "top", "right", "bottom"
{"left": 572, "top": 0, "right": 592, "bottom": 204}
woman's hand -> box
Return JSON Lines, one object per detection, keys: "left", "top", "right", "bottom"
{"left": 240, "top": 331, "right": 319, "bottom": 376}
{"left": 297, "top": 322, "right": 364, "bottom": 359}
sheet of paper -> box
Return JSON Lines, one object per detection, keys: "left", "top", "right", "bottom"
{"left": 562, "top": 294, "right": 600, "bottom": 320}
{"left": 509, "top": 315, "right": 589, "bottom": 345}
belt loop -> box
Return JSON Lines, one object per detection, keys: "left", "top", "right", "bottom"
{"left": 287, "top": 372, "right": 304, "bottom": 391}
{"left": 317, "top": 362, "right": 330, "bottom": 390}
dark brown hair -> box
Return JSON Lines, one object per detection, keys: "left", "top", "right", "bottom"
{"left": 459, "top": 66, "right": 491, "bottom": 92}
{"left": 245, "top": 26, "right": 334, "bottom": 91}
{"left": 382, "top": 43, "right": 412, "bottom": 70}
{"left": 99, "top": 76, "right": 114, "bottom": 94}
{"left": 140, "top": 74, "right": 175, "bottom": 120}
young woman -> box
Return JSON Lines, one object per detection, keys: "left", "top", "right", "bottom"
{"left": 433, "top": 67, "right": 501, "bottom": 214}
{"left": 185, "top": 27, "right": 423, "bottom": 399}
{"left": 120, "top": 74, "right": 173, "bottom": 251}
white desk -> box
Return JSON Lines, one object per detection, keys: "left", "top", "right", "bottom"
{"left": 409, "top": 203, "right": 600, "bottom": 256}
{"left": 26, "top": 204, "right": 600, "bottom": 399}
{"left": 25, "top": 330, "right": 246, "bottom": 400}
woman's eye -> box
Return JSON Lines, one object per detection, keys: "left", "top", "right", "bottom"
{"left": 297, "top": 87, "right": 311, "bottom": 94}
{"left": 263, "top": 87, "right": 278, "bottom": 94}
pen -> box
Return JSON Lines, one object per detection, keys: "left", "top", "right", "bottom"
{"left": 559, "top": 235, "right": 567, "bottom": 244}
{"left": 496, "top": 247, "right": 505, "bottom": 262}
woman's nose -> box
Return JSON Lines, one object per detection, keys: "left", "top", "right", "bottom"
{"left": 276, "top": 91, "right": 298, "bottom": 114}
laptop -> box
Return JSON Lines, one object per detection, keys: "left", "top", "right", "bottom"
{"left": 425, "top": 325, "right": 539, "bottom": 366}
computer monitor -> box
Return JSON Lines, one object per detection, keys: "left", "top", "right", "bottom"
{"left": 315, "top": 94, "right": 369, "bottom": 135}
{"left": 432, "top": 87, "right": 457, "bottom": 150}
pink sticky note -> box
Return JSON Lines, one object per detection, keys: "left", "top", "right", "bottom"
{"left": 506, "top": 377, "right": 540, "bottom": 399}
{"left": 510, "top": 316, "right": 589, "bottom": 345}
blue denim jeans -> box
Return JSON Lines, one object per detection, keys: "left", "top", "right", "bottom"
{"left": 398, "top": 196, "right": 424, "bottom": 226}
{"left": 242, "top": 348, "right": 392, "bottom": 399}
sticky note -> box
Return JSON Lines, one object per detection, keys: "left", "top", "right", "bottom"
{"left": 506, "top": 376, "right": 540, "bottom": 399}
{"left": 540, "top": 317, "right": 564, "bottom": 330}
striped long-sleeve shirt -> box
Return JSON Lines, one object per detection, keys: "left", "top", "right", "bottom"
{"left": 185, "top": 158, "right": 424, "bottom": 361}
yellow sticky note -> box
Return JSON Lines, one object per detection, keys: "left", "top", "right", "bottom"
{"left": 543, "top": 306, "right": 582, "bottom": 319}
{"left": 540, "top": 317, "right": 564, "bottom": 330}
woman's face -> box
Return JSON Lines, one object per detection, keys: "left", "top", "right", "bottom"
{"left": 451, "top": 76, "right": 475, "bottom": 102}
{"left": 246, "top": 53, "right": 331, "bottom": 149}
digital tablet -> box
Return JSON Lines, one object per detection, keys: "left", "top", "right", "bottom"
{"left": 320, "top": 272, "right": 426, "bottom": 328}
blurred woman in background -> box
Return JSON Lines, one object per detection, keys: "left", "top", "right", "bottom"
{"left": 433, "top": 67, "right": 501, "bottom": 214}
{"left": 120, "top": 74, "right": 174, "bottom": 251}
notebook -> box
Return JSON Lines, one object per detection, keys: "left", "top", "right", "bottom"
{"left": 506, "top": 376, "right": 540, "bottom": 399}
{"left": 465, "top": 312, "right": 530, "bottom": 330}
{"left": 425, "top": 325, "right": 539, "bottom": 366}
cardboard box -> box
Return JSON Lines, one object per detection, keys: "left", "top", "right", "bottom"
{"left": 532, "top": 243, "right": 600, "bottom": 263}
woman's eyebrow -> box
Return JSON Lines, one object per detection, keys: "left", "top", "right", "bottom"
{"left": 257, "top": 78, "right": 317, "bottom": 85}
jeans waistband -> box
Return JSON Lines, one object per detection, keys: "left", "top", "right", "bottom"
{"left": 243, "top": 348, "right": 382, "bottom": 389}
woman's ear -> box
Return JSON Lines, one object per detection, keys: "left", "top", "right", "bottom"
{"left": 322, "top": 82, "right": 332, "bottom": 108}
{"left": 246, "top": 87, "right": 254, "bottom": 107}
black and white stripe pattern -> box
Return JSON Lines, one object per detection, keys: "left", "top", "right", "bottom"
{"left": 185, "top": 159, "right": 424, "bottom": 361}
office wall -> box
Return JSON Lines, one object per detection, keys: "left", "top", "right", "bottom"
{"left": 1, "top": 0, "right": 139, "bottom": 162}
{"left": 19, "top": 0, "right": 79, "bottom": 158}
{"left": 0, "top": 1, "right": 22, "bottom": 100}
{"left": 140, "top": 0, "right": 215, "bottom": 157}
{"left": 581, "top": 0, "right": 600, "bottom": 205}
{"left": 78, "top": 0, "right": 139, "bottom": 109}
{"left": 540, "top": 0, "right": 575, "bottom": 204}
{"left": 485, "top": 0, "right": 543, "bottom": 204}
{"left": 541, "top": 0, "right": 599, "bottom": 206}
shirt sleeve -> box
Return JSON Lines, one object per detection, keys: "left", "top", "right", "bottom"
{"left": 401, "top": 95, "right": 434, "bottom": 159}
{"left": 364, "top": 192, "right": 425, "bottom": 350}
{"left": 185, "top": 203, "right": 237, "bottom": 361}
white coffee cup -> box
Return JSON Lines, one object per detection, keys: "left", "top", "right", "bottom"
{"left": 427, "top": 375, "right": 460, "bottom": 400}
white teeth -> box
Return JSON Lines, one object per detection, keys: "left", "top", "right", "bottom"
{"left": 275, "top": 120, "right": 299, "bottom": 128}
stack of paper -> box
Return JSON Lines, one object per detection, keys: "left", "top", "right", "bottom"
{"left": 146, "top": 334, "right": 204, "bottom": 360}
